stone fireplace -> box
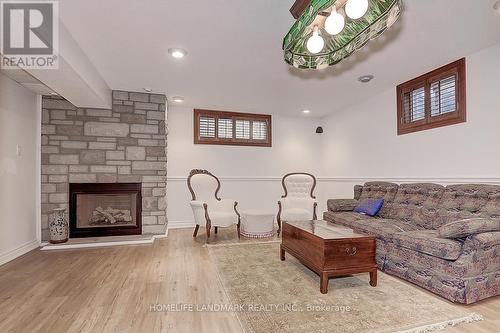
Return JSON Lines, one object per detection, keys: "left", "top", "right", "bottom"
{"left": 41, "top": 90, "right": 167, "bottom": 240}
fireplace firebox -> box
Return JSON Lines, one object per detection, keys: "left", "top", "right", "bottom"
{"left": 69, "top": 183, "right": 142, "bottom": 238}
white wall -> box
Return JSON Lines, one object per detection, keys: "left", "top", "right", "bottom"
{"left": 320, "top": 42, "right": 500, "bottom": 200}
{"left": 167, "top": 106, "right": 323, "bottom": 227}
{"left": 0, "top": 73, "right": 40, "bottom": 265}
{"left": 167, "top": 42, "right": 500, "bottom": 228}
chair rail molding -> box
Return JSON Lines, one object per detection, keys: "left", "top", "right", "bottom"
{"left": 315, "top": 177, "right": 500, "bottom": 184}
{"left": 168, "top": 176, "right": 500, "bottom": 184}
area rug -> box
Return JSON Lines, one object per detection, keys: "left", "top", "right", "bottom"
{"left": 208, "top": 243, "right": 482, "bottom": 333}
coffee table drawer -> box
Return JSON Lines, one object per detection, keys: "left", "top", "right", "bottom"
{"left": 324, "top": 239, "right": 375, "bottom": 269}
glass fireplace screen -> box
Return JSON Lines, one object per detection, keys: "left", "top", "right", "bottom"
{"left": 76, "top": 193, "right": 138, "bottom": 228}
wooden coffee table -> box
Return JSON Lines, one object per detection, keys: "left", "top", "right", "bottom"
{"left": 280, "top": 220, "right": 377, "bottom": 294}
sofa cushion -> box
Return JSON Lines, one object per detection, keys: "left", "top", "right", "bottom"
{"left": 323, "top": 211, "right": 367, "bottom": 227}
{"left": 392, "top": 230, "right": 463, "bottom": 260}
{"left": 359, "top": 181, "right": 399, "bottom": 202}
{"left": 433, "top": 184, "right": 500, "bottom": 229}
{"left": 324, "top": 211, "right": 424, "bottom": 240}
{"left": 384, "top": 183, "right": 445, "bottom": 229}
{"left": 438, "top": 218, "right": 500, "bottom": 239}
{"left": 463, "top": 231, "right": 500, "bottom": 251}
{"left": 345, "top": 218, "right": 424, "bottom": 241}
{"left": 327, "top": 199, "right": 359, "bottom": 212}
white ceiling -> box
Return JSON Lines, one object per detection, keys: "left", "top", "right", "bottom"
{"left": 59, "top": 0, "right": 500, "bottom": 117}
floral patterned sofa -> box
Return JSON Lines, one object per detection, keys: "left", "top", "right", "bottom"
{"left": 323, "top": 182, "right": 500, "bottom": 304}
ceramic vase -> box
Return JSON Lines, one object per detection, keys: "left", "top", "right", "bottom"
{"left": 49, "top": 208, "right": 69, "bottom": 244}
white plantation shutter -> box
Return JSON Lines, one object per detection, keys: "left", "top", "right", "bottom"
{"left": 252, "top": 121, "right": 267, "bottom": 140}
{"left": 199, "top": 116, "right": 215, "bottom": 138}
{"left": 430, "top": 74, "right": 457, "bottom": 116}
{"left": 235, "top": 120, "right": 250, "bottom": 139}
{"left": 402, "top": 86, "right": 425, "bottom": 123}
{"left": 218, "top": 118, "right": 233, "bottom": 138}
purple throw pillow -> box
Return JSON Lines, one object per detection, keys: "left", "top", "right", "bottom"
{"left": 353, "top": 199, "right": 384, "bottom": 217}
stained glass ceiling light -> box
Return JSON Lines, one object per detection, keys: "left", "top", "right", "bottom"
{"left": 283, "top": 0, "right": 403, "bottom": 70}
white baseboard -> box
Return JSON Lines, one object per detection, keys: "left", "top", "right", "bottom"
{"left": 168, "top": 220, "right": 196, "bottom": 229}
{"left": 0, "top": 239, "right": 39, "bottom": 267}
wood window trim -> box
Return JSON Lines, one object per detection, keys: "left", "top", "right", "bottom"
{"left": 194, "top": 109, "right": 272, "bottom": 147}
{"left": 396, "top": 58, "right": 466, "bottom": 135}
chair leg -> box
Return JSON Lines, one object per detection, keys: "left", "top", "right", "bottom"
{"left": 234, "top": 201, "right": 241, "bottom": 240}
{"left": 215, "top": 227, "right": 218, "bottom": 234}
{"left": 193, "top": 225, "right": 200, "bottom": 237}
{"left": 203, "top": 203, "right": 211, "bottom": 242}
{"left": 277, "top": 215, "right": 281, "bottom": 236}
{"left": 277, "top": 201, "right": 282, "bottom": 236}
{"left": 206, "top": 221, "right": 211, "bottom": 240}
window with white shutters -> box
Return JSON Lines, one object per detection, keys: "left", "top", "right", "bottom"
{"left": 397, "top": 58, "right": 466, "bottom": 135}
{"left": 194, "top": 109, "right": 271, "bottom": 146}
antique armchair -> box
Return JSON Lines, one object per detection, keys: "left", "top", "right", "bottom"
{"left": 277, "top": 172, "right": 318, "bottom": 235}
{"left": 187, "top": 169, "right": 240, "bottom": 240}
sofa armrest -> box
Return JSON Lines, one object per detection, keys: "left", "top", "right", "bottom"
{"left": 463, "top": 231, "right": 500, "bottom": 251}
{"left": 327, "top": 199, "right": 359, "bottom": 212}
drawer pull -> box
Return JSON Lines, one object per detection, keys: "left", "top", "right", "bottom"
{"left": 346, "top": 247, "right": 357, "bottom": 256}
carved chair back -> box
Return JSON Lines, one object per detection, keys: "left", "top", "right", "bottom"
{"left": 281, "top": 172, "right": 316, "bottom": 199}
{"left": 187, "top": 169, "right": 221, "bottom": 203}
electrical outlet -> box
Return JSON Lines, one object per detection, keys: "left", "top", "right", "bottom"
{"left": 16, "top": 144, "right": 21, "bottom": 157}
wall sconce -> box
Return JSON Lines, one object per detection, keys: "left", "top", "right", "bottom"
{"left": 316, "top": 126, "right": 324, "bottom": 134}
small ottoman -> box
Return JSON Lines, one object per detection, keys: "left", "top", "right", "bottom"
{"left": 241, "top": 210, "right": 275, "bottom": 238}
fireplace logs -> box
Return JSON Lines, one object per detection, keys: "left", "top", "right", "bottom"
{"left": 90, "top": 207, "right": 133, "bottom": 225}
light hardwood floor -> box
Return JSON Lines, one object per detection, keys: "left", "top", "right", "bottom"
{"left": 0, "top": 228, "right": 498, "bottom": 333}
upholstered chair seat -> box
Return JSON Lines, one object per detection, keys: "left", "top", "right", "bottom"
{"left": 277, "top": 173, "right": 318, "bottom": 235}
{"left": 188, "top": 169, "right": 241, "bottom": 240}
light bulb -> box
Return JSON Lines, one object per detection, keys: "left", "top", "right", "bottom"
{"left": 306, "top": 26, "right": 325, "bottom": 54}
{"left": 168, "top": 48, "right": 187, "bottom": 59}
{"left": 325, "top": 8, "right": 345, "bottom": 35}
{"left": 171, "top": 96, "right": 184, "bottom": 103}
{"left": 345, "top": 0, "right": 369, "bottom": 20}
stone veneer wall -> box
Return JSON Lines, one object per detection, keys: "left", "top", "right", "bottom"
{"left": 41, "top": 90, "right": 167, "bottom": 239}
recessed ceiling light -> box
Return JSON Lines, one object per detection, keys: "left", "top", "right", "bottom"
{"left": 168, "top": 48, "right": 187, "bottom": 59}
{"left": 302, "top": 109, "right": 311, "bottom": 114}
{"left": 358, "top": 74, "right": 374, "bottom": 83}
{"left": 494, "top": 0, "right": 500, "bottom": 12}
{"left": 143, "top": 87, "right": 152, "bottom": 92}
{"left": 171, "top": 96, "right": 184, "bottom": 103}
